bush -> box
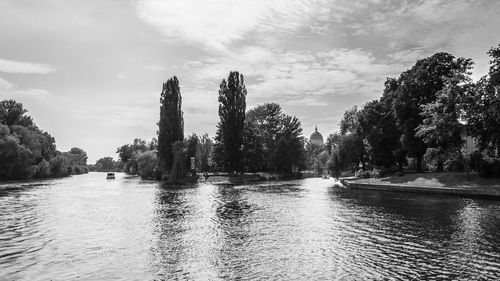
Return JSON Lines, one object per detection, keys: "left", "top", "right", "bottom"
{"left": 355, "top": 169, "right": 371, "bottom": 178}
{"left": 136, "top": 150, "right": 159, "bottom": 179}
{"left": 370, "top": 168, "right": 382, "bottom": 179}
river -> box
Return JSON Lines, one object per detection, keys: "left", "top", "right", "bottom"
{"left": 1, "top": 172, "right": 500, "bottom": 280}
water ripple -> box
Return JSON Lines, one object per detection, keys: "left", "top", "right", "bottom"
{"left": 1, "top": 175, "right": 500, "bottom": 280}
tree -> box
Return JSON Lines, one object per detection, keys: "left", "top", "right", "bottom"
{"left": 96, "top": 157, "right": 115, "bottom": 171}
{"left": 0, "top": 99, "right": 86, "bottom": 180}
{"left": 304, "top": 139, "right": 322, "bottom": 170}
{"left": 198, "top": 133, "right": 214, "bottom": 172}
{"left": 214, "top": 71, "right": 247, "bottom": 172}
{"left": 338, "top": 106, "right": 366, "bottom": 169}
{"left": 416, "top": 77, "right": 470, "bottom": 171}
{"left": 357, "top": 93, "right": 402, "bottom": 169}
{"left": 136, "top": 150, "right": 159, "bottom": 179}
{"left": 271, "top": 115, "right": 305, "bottom": 173}
{"left": 241, "top": 119, "right": 265, "bottom": 172}
{"left": 392, "top": 52, "right": 472, "bottom": 172}
{"left": 246, "top": 103, "right": 282, "bottom": 170}
{"left": 158, "top": 76, "right": 184, "bottom": 173}
{"left": 185, "top": 133, "right": 200, "bottom": 172}
{"left": 0, "top": 100, "right": 34, "bottom": 128}
{"left": 464, "top": 45, "right": 500, "bottom": 157}
{"left": 116, "top": 144, "right": 134, "bottom": 163}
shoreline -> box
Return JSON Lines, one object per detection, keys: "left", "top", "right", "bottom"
{"left": 341, "top": 173, "right": 500, "bottom": 199}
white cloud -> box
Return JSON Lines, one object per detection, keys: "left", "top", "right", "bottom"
{"left": 135, "top": 0, "right": 337, "bottom": 51}
{"left": 0, "top": 77, "right": 14, "bottom": 90}
{"left": 178, "top": 47, "right": 402, "bottom": 108}
{"left": 0, "top": 58, "right": 56, "bottom": 74}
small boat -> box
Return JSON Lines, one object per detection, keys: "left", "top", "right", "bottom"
{"left": 106, "top": 172, "right": 115, "bottom": 179}
{"left": 322, "top": 174, "right": 329, "bottom": 179}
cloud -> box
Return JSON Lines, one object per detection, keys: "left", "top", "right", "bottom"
{"left": 135, "top": 0, "right": 338, "bottom": 51}
{"left": 0, "top": 58, "right": 56, "bottom": 74}
{"left": 0, "top": 77, "right": 14, "bottom": 91}
{"left": 145, "top": 64, "right": 165, "bottom": 71}
{"left": 179, "top": 47, "right": 401, "bottom": 106}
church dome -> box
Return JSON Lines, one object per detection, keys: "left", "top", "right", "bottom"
{"left": 310, "top": 126, "right": 324, "bottom": 146}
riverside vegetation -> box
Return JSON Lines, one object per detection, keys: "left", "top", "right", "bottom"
{"left": 113, "top": 44, "right": 500, "bottom": 181}
{"left": 0, "top": 100, "right": 88, "bottom": 180}
{"left": 4, "top": 45, "right": 500, "bottom": 181}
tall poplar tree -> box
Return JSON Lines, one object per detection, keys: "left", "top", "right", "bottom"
{"left": 158, "top": 76, "right": 184, "bottom": 173}
{"left": 214, "top": 71, "right": 247, "bottom": 172}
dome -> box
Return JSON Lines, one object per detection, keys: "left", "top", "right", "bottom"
{"left": 310, "top": 126, "right": 324, "bottom": 146}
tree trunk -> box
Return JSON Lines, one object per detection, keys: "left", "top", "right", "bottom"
{"left": 436, "top": 160, "right": 444, "bottom": 172}
{"left": 416, "top": 155, "right": 423, "bottom": 173}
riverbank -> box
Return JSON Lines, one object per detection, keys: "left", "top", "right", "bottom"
{"left": 201, "top": 172, "right": 306, "bottom": 184}
{"left": 342, "top": 172, "right": 500, "bottom": 199}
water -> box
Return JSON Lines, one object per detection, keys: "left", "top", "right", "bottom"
{"left": 1, "top": 173, "right": 500, "bottom": 280}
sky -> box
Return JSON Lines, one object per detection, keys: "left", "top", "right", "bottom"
{"left": 1, "top": 0, "right": 499, "bottom": 163}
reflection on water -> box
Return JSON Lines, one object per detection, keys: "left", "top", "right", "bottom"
{"left": 1, "top": 173, "right": 500, "bottom": 280}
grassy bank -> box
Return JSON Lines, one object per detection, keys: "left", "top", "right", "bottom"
{"left": 353, "top": 172, "right": 500, "bottom": 190}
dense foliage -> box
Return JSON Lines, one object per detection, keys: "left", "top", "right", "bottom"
{"left": 158, "top": 76, "right": 184, "bottom": 173}
{"left": 0, "top": 100, "right": 88, "bottom": 180}
{"left": 328, "top": 44, "right": 500, "bottom": 178}
{"left": 213, "top": 71, "right": 247, "bottom": 172}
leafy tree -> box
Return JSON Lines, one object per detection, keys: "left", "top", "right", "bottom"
{"left": 35, "top": 159, "right": 51, "bottom": 178}
{"left": 464, "top": 45, "right": 500, "bottom": 156}
{"left": 304, "top": 140, "right": 323, "bottom": 170}
{"left": 96, "top": 157, "right": 115, "bottom": 171}
{"left": 392, "top": 52, "right": 472, "bottom": 172}
{"left": 241, "top": 119, "right": 265, "bottom": 172}
{"left": 158, "top": 76, "right": 184, "bottom": 173}
{"left": 271, "top": 115, "right": 305, "bottom": 173}
{"left": 338, "top": 106, "right": 366, "bottom": 169}
{"left": 50, "top": 154, "right": 70, "bottom": 177}
{"left": 246, "top": 103, "right": 282, "bottom": 170}
{"left": 0, "top": 100, "right": 34, "bottom": 127}
{"left": 357, "top": 94, "right": 402, "bottom": 169}
{"left": 116, "top": 144, "right": 134, "bottom": 163}
{"left": 0, "top": 100, "right": 87, "bottom": 180}
{"left": 198, "top": 133, "right": 214, "bottom": 172}
{"left": 416, "top": 77, "right": 470, "bottom": 171}
{"left": 136, "top": 150, "right": 159, "bottom": 179}
{"left": 185, "top": 133, "right": 200, "bottom": 172}
{"left": 214, "top": 71, "right": 247, "bottom": 172}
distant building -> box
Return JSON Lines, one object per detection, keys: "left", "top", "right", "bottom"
{"left": 310, "top": 126, "right": 324, "bottom": 147}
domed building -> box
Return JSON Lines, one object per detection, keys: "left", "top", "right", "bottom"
{"left": 310, "top": 126, "right": 324, "bottom": 147}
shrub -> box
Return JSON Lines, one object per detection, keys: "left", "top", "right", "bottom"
{"left": 136, "top": 150, "right": 159, "bottom": 179}
{"left": 355, "top": 169, "right": 371, "bottom": 178}
{"left": 370, "top": 168, "right": 382, "bottom": 179}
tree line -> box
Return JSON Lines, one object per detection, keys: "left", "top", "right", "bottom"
{"left": 103, "top": 43, "right": 500, "bottom": 180}
{"left": 323, "top": 44, "right": 500, "bottom": 178}
{"left": 108, "top": 71, "right": 306, "bottom": 180}
{"left": 0, "top": 100, "right": 89, "bottom": 180}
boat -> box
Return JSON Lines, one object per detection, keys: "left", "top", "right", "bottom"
{"left": 106, "top": 172, "right": 115, "bottom": 179}
{"left": 322, "top": 174, "right": 329, "bottom": 179}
